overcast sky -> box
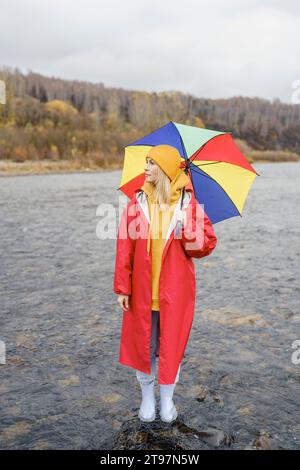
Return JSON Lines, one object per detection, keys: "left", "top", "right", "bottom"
{"left": 0, "top": 0, "right": 299, "bottom": 103}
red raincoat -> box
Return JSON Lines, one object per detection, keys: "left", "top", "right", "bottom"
{"left": 113, "top": 180, "right": 218, "bottom": 384}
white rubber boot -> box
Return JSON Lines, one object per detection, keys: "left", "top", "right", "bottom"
{"left": 138, "top": 382, "right": 156, "bottom": 422}
{"left": 159, "top": 384, "right": 178, "bottom": 423}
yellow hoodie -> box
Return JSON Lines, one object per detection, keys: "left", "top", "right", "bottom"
{"left": 140, "top": 168, "right": 190, "bottom": 311}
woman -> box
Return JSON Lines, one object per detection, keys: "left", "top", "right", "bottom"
{"left": 113, "top": 144, "right": 218, "bottom": 423}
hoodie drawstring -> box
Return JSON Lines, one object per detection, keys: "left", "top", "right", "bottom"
{"left": 147, "top": 198, "right": 157, "bottom": 255}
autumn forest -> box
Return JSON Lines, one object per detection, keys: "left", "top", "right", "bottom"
{"left": 1, "top": 66, "right": 300, "bottom": 174}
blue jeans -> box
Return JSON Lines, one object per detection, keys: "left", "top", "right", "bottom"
{"left": 135, "top": 310, "right": 181, "bottom": 385}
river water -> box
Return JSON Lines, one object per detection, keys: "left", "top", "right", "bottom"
{"left": 0, "top": 163, "right": 299, "bottom": 449}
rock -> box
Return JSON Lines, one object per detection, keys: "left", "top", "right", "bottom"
{"left": 32, "top": 441, "right": 51, "bottom": 450}
{"left": 191, "top": 384, "right": 208, "bottom": 402}
{"left": 220, "top": 374, "right": 234, "bottom": 386}
{"left": 1, "top": 421, "right": 31, "bottom": 441}
{"left": 16, "top": 334, "right": 36, "bottom": 350}
{"left": 237, "top": 405, "right": 254, "bottom": 416}
{"left": 212, "top": 394, "right": 224, "bottom": 406}
{"left": 57, "top": 375, "right": 81, "bottom": 387}
{"left": 252, "top": 430, "right": 272, "bottom": 450}
{"left": 196, "top": 427, "right": 233, "bottom": 447}
{"left": 202, "top": 307, "right": 268, "bottom": 327}
{"left": 112, "top": 419, "right": 233, "bottom": 450}
{"left": 102, "top": 392, "right": 123, "bottom": 404}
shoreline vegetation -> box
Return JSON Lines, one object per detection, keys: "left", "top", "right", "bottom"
{"left": 0, "top": 150, "right": 299, "bottom": 176}
{"left": 1, "top": 67, "right": 300, "bottom": 176}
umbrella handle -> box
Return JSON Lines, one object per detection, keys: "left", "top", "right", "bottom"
{"left": 180, "top": 187, "right": 185, "bottom": 210}
{"left": 174, "top": 188, "right": 185, "bottom": 238}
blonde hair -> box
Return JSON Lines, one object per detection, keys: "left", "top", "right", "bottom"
{"left": 151, "top": 164, "right": 171, "bottom": 210}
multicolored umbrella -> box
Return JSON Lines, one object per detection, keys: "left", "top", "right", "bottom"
{"left": 118, "top": 121, "right": 259, "bottom": 223}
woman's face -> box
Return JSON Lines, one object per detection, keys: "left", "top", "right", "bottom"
{"left": 144, "top": 156, "right": 159, "bottom": 183}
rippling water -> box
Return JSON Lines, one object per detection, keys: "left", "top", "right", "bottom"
{"left": 0, "top": 163, "right": 299, "bottom": 450}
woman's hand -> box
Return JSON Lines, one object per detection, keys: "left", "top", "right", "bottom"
{"left": 117, "top": 294, "right": 130, "bottom": 311}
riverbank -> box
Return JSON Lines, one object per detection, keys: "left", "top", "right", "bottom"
{"left": 0, "top": 156, "right": 299, "bottom": 176}
{"left": 0, "top": 159, "right": 121, "bottom": 177}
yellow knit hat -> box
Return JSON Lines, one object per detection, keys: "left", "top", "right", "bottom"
{"left": 147, "top": 145, "right": 182, "bottom": 181}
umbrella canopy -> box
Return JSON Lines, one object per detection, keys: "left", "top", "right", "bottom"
{"left": 118, "top": 121, "right": 259, "bottom": 223}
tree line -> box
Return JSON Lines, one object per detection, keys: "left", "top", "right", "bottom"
{"left": 0, "top": 65, "right": 300, "bottom": 166}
